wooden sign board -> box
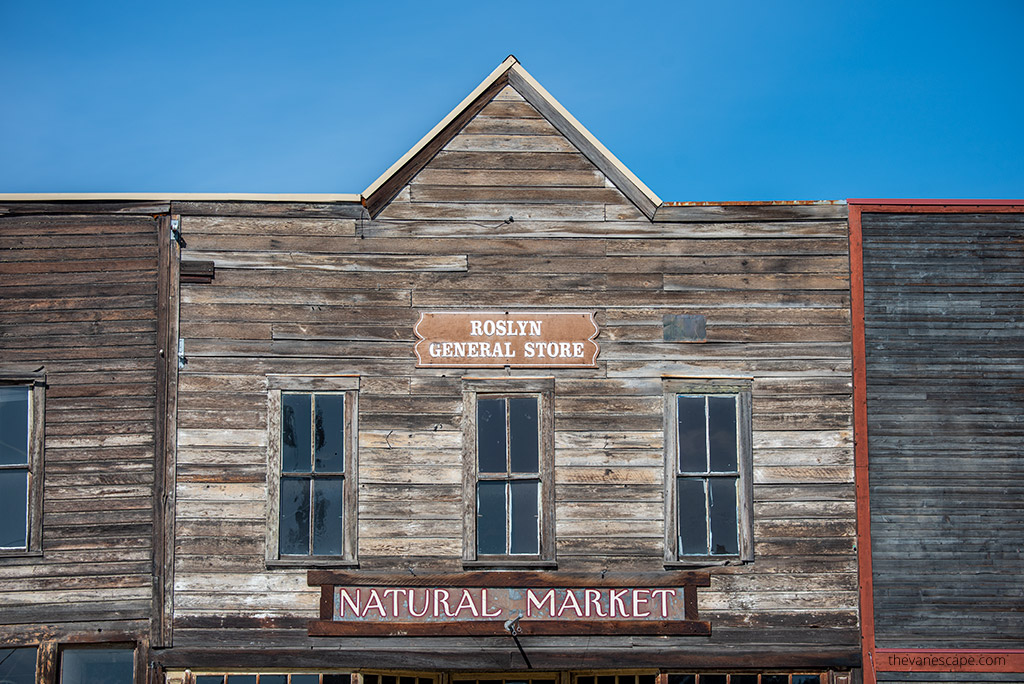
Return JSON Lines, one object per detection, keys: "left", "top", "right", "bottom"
{"left": 307, "top": 571, "right": 710, "bottom": 637}
{"left": 414, "top": 311, "right": 599, "bottom": 368}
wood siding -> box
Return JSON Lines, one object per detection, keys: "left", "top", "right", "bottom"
{"left": 0, "top": 213, "right": 162, "bottom": 644}
{"left": 861, "top": 212, "right": 1024, "bottom": 650}
{"left": 166, "top": 85, "right": 857, "bottom": 669}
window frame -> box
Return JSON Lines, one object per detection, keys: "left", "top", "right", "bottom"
{"left": 266, "top": 375, "right": 359, "bottom": 568}
{"left": 0, "top": 371, "right": 45, "bottom": 557}
{"left": 461, "top": 376, "right": 555, "bottom": 567}
{"left": 663, "top": 377, "right": 753, "bottom": 566}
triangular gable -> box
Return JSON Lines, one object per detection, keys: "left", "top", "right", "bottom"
{"left": 362, "top": 56, "right": 663, "bottom": 219}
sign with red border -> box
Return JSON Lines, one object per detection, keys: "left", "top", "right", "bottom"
{"left": 413, "top": 311, "right": 599, "bottom": 368}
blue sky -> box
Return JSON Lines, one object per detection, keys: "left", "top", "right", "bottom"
{"left": 1, "top": 0, "right": 1022, "bottom": 201}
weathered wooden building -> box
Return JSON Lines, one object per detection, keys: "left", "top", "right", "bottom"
{"left": 0, "top": 204, "right": 177, "bottom": 682}
{"left": 850, "top": 201, "right": 1024, "bottom": 684}
{"left": 3, "top": 57, "right": 860, "bottom": 683}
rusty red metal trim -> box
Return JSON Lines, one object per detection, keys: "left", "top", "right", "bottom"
{"left": 874, "top": 649, "right": 1024, "bottom": 674}
{"left": 847, "top": 198, "right": 1024, "bottom": 206}
{"left": 848, "top": 205, "right": 877, "bottom": 684}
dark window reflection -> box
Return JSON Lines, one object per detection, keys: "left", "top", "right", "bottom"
{"left": 508, "top": 397, "right": 538, "bottom": 473}
{"left": 707, "top": 395, "right": 737, "bottom": 471}
{"left": 322, "top": 676, "right": 349, "bottom": 684}
{"left": 677, "top": 477, "right": 708, "bottom": 555}
{"left": 510, "top": 480, "right": 539, "bottom": 554}
{"left": 314, "top": 394, "right": 345, "bottom": 473}
{"left": 0, "top": 646, "right": 36, "bottom": 683}
{"left": 677, "top": 395, "right": 706, "bottom": 472}
{"left": 282, "top": 394, "right": 312, "bottom": 473}
{"left": 0, "top": 470, "right": 28, "bottom": 548}
{"left": 60, "top": 648, "right": 134, "bottom": 684}
{"left": 477, "top": 480, "right": 506, "bottom": 554}
{"left": 709, "top": 478, "right": 739, "bottom": 555}
{"left": 312, "top": 477, "right": 344, "bottom": 555}
{"left": 477, "top": 398, "right": 507, "bottom": 473}
{"left": 279, "top": 476, "right": 310, "bottom": 555}
{"left": 0, "top": 386, "right": 28, "bottom": 466}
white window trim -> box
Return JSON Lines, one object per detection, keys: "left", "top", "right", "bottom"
{"left": 663, "top": 377, "right": 754, "bottom": 566}
{"left": 266, "top": 375, "right": 359, "bottom": 568}
{"left": 0, "top": 370, "right": 45, "bottom": 557}
{"left": 461, "top": 376, "right": 555, "bottom": 568}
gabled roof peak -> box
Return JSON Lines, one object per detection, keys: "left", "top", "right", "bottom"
{"left": 362, "top": 58, "right": 662, "bottom": 219}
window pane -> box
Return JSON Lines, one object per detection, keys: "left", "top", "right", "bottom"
{"left": 508, "top": 397, "right": 538, "bottom": 473}
{"left": 226, "top": 676, "right": 256, "bottom": 684}
{"left": 0, "top": 386, "right": 29, "bottom": 466}
{"left": 260, "top": 676, "right": 287, "bottom": 684}
{"left": 699, "top": 676, "right": 726, "bottom": 684}
{"left": 792, "top": 676, "right": 821, "bottom": 684}
{"left": 731, "top": 676, "right": 759, "bottom": 684}
{"left": 195, "top": 677, "right": 225, "bottom": 684}
{"left": 60, "top": 648, "right": 134, "bottom": 684}
{"left": 677, "top": 477, "right": 708, "bottom": 555}
{"left": 709, "top": 477, "right": 739, "bottom": 555}
{"left": 477, "top": 398, "right": 507, "bottom": 473}
{"left": 323, "top": 676, "right": 349, "bottom": 684}
{"left": 762, "top": 677, "right": 788, "bottom": 684}
{"left": 0, "top": 646, "right": 36, "bottom": 683}
{"left": 708, "top": 395, "right": 737, "bottom": 471}
{"left": 666, "top": 677, "right": 695, "bottom": 684}
{"left": 677, "top": 396, "right": 706, "bottom": 473}
{"left": 312, "top": 477, "right": 344, "bottom": 555}
{"left": 279, "top": 476, "right": 310, "bottom": 555}
{"left": 282, "top": 394, "right": 312, "bottom": 473}
{"left": 510, "top": 479, "right": 539, "bottom": 554}
{"left": 0, "top": 470, "right": 28, "bottom": 548}
{"left": 314, "top": 394, "right": 345, "bottom": 473}
{"left": 477, "top": 480, "right": 506, "bottom": 554}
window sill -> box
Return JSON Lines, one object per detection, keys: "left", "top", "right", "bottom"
{"left": 462, "top": 559, "right": 558, "bottom": 570}
{"left": 664, "top": 558, "right": 747, "bottom": 569}
{"left": 0, "top": 549, "right": 43, "bottom": 560}
{"left": 267, "top": 558, "right": 359, "bottom": 569}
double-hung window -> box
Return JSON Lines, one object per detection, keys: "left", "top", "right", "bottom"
{"left": 0, "top": 375, "right": 44, "bottom": 555}
{"left": 266, "top": 376, "right": 358, "bottom": 566}
{"left": 664, "top": 378, "right": 753, "bottom": 564}
{"left": 462, "top": 377, "right": 554, "bottom": 565}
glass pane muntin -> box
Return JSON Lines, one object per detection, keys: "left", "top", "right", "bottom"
{"left": 476, "top": 394, "right": 541, "bottom": 556}
{"left": 280, "top": 392, "right": 346, "bottom": 557}
{"left": 676, "top": 393, "right": 740, "bottom": 557}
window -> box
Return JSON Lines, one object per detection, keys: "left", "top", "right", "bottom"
{"left": 0, "top": 646, "right": 37, "bottom": 681}
{"left": 60, "top": 647, "right": 135, "bottom": 684}
{"left": 462, "top": 377, "right": 554, "bottom": 565}
{"left": 0, "top": 374, "right": 44, "bottom": 555}
{"left": 664, "top": 379, "right": 753, "bottom": 564}
{"left": 266, "top": 376, "right": 358, "bottom": 566}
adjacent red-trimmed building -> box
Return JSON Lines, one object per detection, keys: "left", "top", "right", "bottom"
{"left": 850, "top": 200, "right": 1024, "bottom": 684}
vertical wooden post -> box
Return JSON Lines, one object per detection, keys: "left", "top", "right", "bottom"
{"left": 36, "top": 641, "right": 58, "bottom": 684}
{"left": 154, "top": 212, "right": 181, "bottom": 648}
